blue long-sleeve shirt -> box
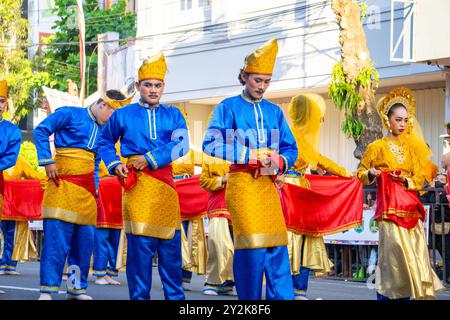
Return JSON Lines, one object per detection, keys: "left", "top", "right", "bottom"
{"left": 33, "top": 106, "right": 103, "bottom": 188}
{"left": 98, "top": 102, "right": 190, "bottom": 174}
{"left": 202, "top": 94, "right": 298, "bottom": 172}
{"left": 0, "top": 119, "right": 22, "bottom": 171}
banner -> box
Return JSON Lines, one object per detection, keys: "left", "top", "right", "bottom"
{"left": 324, "top": 206, "right": 430, "bottom": 245}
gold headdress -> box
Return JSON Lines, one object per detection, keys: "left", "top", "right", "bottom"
{"left": 102, "top": 91, "right": 135, "bottom": 110}
{"left": 138, "top": 53, "right": 167, "bottom": 82}
{"left": 0, "top": 80, "right": 7, "bottom": 98}
{"left": 243, "top": 38, "right": 278, "bottom": 75}
{"left": 376, "top": 87, "right": 431, "bottom": 168}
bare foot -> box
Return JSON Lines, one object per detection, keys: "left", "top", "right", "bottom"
{"left": 38, "top": 293, "right": 52, "bottom": 300}
{"left": 95, "top": 277, "right": 109, "bottom": 285}
{"left": 105, "top": 276, "right": 120, "bottom": 285}
{"left": 67, "top": 294, "right": 93, "bottom": 300}
{"left": 5, "top": 270, "right": 20, "bottom": 276}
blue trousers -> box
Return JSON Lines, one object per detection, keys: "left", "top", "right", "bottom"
{"left": 181, "top": 220, "right": 193, "bottom": 283}
{"left": 233, "top": 245, "right": 294, "bottom": 300}
{"left": 0, "top": 220, "right": 18, "bottom": 271}
{"left": 126, "top": 231, "right": 185, "bottom": 300}
{"left": 92, "top": 228, "right": 121, "bottom": 277}
{"left": 40, "top": 219, "right": 95, "bottom": 296}
{"left": 292, "top": 267, "right": 310, "bottom": 297}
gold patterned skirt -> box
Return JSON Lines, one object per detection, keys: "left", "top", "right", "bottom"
{"left": 225, "top": 172, "right": 287, "bottom": 249}
{"left": 123, "top": 157, "right": 180, "bottom": 239}
{"left": 377, "top": 220, "right": 445, "bottom": 299}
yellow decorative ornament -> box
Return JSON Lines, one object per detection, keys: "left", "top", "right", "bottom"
{"left": 0, "top": 79, "right": 7, "bottom": 98}
{"left": 243, "top": 38, "right": 278, "bottom": 75}
{"left": 138, "top": 52, "right": 167, "bottom": 82}
{"left": 376, "top": 87, "right": 432, "bottom": 170}
{"left": 102, "top": 91, "right": 136, "bottom": 110}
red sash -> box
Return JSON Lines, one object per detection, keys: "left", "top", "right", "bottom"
{"left": 282, "top": 175, "right": 363, "bottom": 236}
{"left": 375, "top": 171, "right": 425, "bottom": 229}
{"left": 175, "top": 175, "right": 208, "bottom": 220}
{"left": 55, "top": 172, "right": 96, "bottom": 198}
{"left": 97, "top": 177, "right": 123, "bottom": 228}
{"left": 207, "top": 187, "right": 231, "bottom": 221}
{"left": 1, "top": 179, "right": 44, "bottom": 220}
{"left": 119, "top": 165, "right": 175, "bottom": 191}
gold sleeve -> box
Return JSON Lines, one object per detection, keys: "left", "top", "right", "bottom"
{"left": 316, "top": 153, "right": 351, "bottom": 177}
{"left": 199, "top": 163, "right": 225, "bottom": 192}
{"left": 405, "top": 149, "right": 426, "bottom": 191}
{"left": 357, "top": 143, "right": 376, "bottom": 185}
{"left": 17, "top": 156, "right": 46, "bottom": 181}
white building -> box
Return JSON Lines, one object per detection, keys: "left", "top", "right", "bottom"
{"left": 133, "top": 0, "right": 448, "bottom": 172}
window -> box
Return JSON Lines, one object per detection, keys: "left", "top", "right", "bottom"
{"left": 198, "top": 0, "right": 209, "bottom": 8}
{"left": 180, "top": 0, "right": 192, "bottom": 11}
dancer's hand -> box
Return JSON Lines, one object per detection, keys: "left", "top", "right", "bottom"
{"left": 114, "top": 164, "right": 129, "bottom": 178}
{"left": 221, "top": 174, "right": 229, "bottom": 185}
{"left": 133, "top": 155, "right": 149, "bottom": 171}
{"left": 45, "top": 164, "right": 58, "bottom": 181}
{"left": 275, "top": 174, "right": 285, "bottom": 188}
{"left": 390, "top": 171, "right": 406, "bottom": 183}
{"left": 369, "top": 168, "right": 381, "bottom": 178}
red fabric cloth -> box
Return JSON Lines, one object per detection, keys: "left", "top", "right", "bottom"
{"left": 207, "top": 187, "right": 231, "bottom": 221}
{"left": 0, "top": 172, "right": 4, "bottom": 196}
{"left": 375, "top": 171, "right": 425, "bottom": 229}
{"left": 55, "top": 172, "right": 96, "bottom": 198}
{"left": 281, "top": 175, "right": 363, "bottom": 236}
{"left": 175, "top": 175, "right": 208, "bottom": 220}
{"left": 97, "top": 177, "right": 123, "bottom": 228}
{"left": 119, "top": 165, "right": 175, "bottom": 191}
{"left": 1, "top": 179, "right": 44, "bottom": 220}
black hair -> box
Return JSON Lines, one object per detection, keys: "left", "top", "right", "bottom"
{"left": 238, "top": 68, "right": 249, "bottom": 86}
{"left": 387, "top": 103, "right": 407, "bottom": 119}
{"left": 97, "top": 89, "right": 126, "bottom": 104}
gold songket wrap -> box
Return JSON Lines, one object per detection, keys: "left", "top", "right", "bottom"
{"left": 122, "top": 156, "right": 181, "bottom": 239}
{"left": 42, "top": 148, "right": 97, "bottom": 226}
{"left": 226, "top": 168, "right": 287, "bottom": 249}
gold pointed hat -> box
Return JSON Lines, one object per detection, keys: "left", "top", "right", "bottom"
{"left": 243, "top": 38, "right": 278, "bottom": 75}
{"left": 0, "top": 80, "right": 7, "bottom": 98}
{"left": 138, "top": 53, "right": 167, "bottom": 81}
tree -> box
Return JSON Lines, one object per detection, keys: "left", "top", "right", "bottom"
{"left": 328, "top": 0, "right": 383, "bottom": 160}
{"left": 34, "top": 0, "right": 137, "bottom": 97}
{"left": 0, "top": 0, "right": 49, "bottom": 122}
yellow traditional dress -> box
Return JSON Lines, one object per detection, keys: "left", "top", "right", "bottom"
{"left": 199, "top": 155, "right": 234, "bottom": 293}
{"left": 285, "top": 93, "right": 352, "bottom": 298}
{"left": 172, "top": 149, "right": 207, "bottom": 282}
{"left": 358, "top": 87, "right": 445, "bottom": 300}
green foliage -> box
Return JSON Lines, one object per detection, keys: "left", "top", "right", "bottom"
{"left": 19, "top": 141, "right": 36, "bottom": 167}
{"left": 358, "top": 1, "right": 368, "bottom": 21}
{"left": 34, "top": 0, "right": 137, "bottom": 96}
{"left": 328, "top": 61, "right": 379, "bottom": 141}
{"left": 0, "top": 0, "right": 49, "bottom": 122}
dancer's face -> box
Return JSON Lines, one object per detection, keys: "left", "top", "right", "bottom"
{"left": 0, "top": 96, "right": 7, "bottom": 119}
{"left": 243, "top": 73, "right": 272, "bottom": 100}
{"left": 95, "top": 101, "right": 115, "bottom": 125}
{"left": 388, "top": 106, "right": 408, "bottom": 136}
{"left": 137, "top": 79, "right": 165, "bottom": 106}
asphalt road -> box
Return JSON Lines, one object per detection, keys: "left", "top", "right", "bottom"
{"left": 1, "top": 261, "right": 449, "bottom": 300}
